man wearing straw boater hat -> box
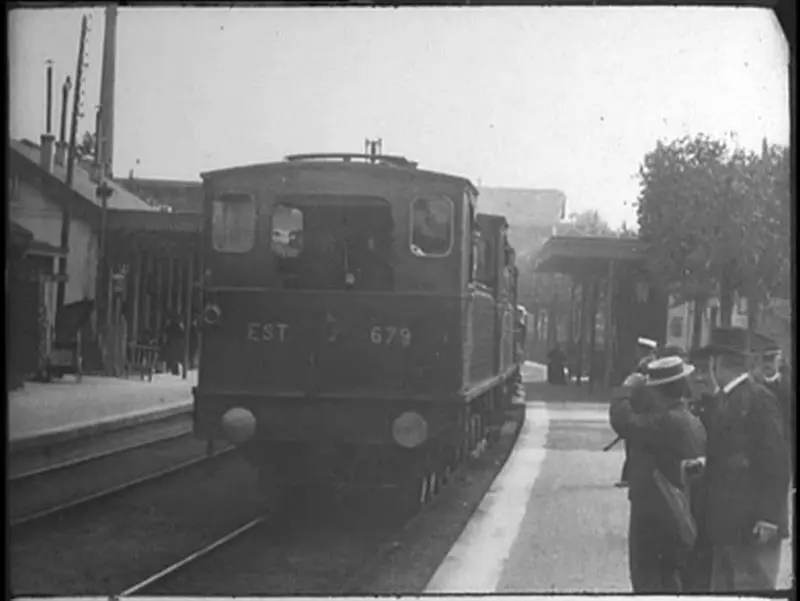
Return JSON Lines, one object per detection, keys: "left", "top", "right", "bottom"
{"left": 693, "top": 326, "right": 790, "bottom": 592}
{"left": 609, "top": 354, "right": 707, "bottom": 592}
{"left": 613, "top": 337, "right": 660, "bottom": 487}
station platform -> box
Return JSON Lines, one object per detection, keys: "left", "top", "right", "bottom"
{"left": 8, "top": 371, "right": 196, "bottom": 451}
{"left": 426, "top": 373, "right": 794, "bottom": 593}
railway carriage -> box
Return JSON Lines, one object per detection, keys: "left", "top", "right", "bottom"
{"left": 193, "top": 152, "right": 519, "bottom": 505}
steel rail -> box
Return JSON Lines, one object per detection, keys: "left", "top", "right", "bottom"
{"left": 10, "top": 425, "right": 193, "bottom": 482}
{"left": 117, "top": 516, "right": 266, "bottom": 597}
{"left": 11, "top": 445, "right": 234, "bottom": 528}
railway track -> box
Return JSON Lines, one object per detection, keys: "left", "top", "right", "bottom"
{"left": 9, "top": 409, "right": 193, "bottom": 478}
{"left": 9, "top": 418, "right": 233, "bottom": 527}
{"left": 115, "top": 475, "right": 441, "bottom": 596}
{"left": 11, "top": 405, "right": 525, "bottom": 597}
{"left": 10, "top": 447, "right": 261, "bottom": 596}
{"left": 114, "top": 417, "right": 519, "bottom": 597}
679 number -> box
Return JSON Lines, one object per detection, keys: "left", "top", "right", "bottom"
{"left": 370, "top": 326, "right": 412, "bottom": 347}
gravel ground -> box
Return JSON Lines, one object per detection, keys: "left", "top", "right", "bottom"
{"left": 144, "top": 488, "right": 412, "bottom": 595}
{"left": 10, "top": 429, "right": 214, "bottom": 524}
{"left": 352, "top": 404, "right": 527, "bottom": 594}
{"left": 9, "top": 451, "right": 261, "bottom": 596}
{"left": 128, "top": 405, "right": 527, "bottom": 596}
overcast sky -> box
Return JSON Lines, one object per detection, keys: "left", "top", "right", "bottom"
{"left": 9, "top": 6, "right": 790, "bottom": 228}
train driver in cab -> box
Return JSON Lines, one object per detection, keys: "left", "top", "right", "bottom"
{"left": 411, "top": 198, "right": 451, "bottom": 256}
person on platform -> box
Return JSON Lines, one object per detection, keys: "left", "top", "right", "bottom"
{"left": 680, "top": 349, "right": 717, "bottom": 592}
{"left": 615, "top": 337, "right": 660, "bottom": 487}
{"left": 609, "top": 355, "right": 707, "bottom": 593}
{"left": 751, "top": 341, "right": 793, "bottom": 463}
{"left": 161, "top": 313, "right": 185, "bottom": 376}
{"left": 546, "top": 343, "right": 567, "bottom": 385}
{"left": 694, "top": 327, "right": 790, "bottom": 592}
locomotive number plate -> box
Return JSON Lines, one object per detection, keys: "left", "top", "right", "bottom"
{"left": 370, "top": 326, "right": 412, "bottom": 347}
{"left": 247, "top": 322, "right": 289, "bottom": 342}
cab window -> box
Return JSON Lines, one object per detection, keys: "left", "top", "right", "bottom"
{"left": 271, "top": 204, "right": 304, "bottom": 259}
{"left": 212, "top": 192, "right": 256, "bottom": 253}
{"left": 410, "top": 197, "right": 453, "bottom": 257}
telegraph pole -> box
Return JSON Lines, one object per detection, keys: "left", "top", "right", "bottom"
{"left": 57, "top": 14, "right": 90, "bottom": 312}
{"left": 45, "top": 60, "right": 53, "bottom": 134}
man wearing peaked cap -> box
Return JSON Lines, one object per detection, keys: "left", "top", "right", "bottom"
{"left": 609, "top": 355, "right": 707, "bottom": 592}
{"left": 694, "top": 327, "right": 790, "bottom": 592}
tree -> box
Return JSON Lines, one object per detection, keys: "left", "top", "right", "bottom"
{"left": 559, "top": 209, "right": 616, "bottom": 237}
{"left": 76, "top": 130, "right": 96, "bottom": 161}
{"left": 719, "top": 142, "right": 791, "bottom": 329}
{"left": 636, "top": 133, "right": 791, "bottom": 345}
{"left": 618, "top": 221, "right": 638, "bottom": 239}
{"left": 636, "top": 133, "right": 732, "bottom": 347}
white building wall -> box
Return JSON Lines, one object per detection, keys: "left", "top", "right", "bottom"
{"left": 11, "top": 177, "right": 98, "bottom": 304}
{"left": 666, "top": 294, "right": 749, "bottom": 352}
{"left": 66, "top": 218, "right": 98, "bottom": 303}
{"left": 10, "top": 180, "right": 63, "bottom": 247}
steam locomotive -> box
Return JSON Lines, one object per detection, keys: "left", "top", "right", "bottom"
{"left": 193, "top": 152, "right": 524, "bottom": 506}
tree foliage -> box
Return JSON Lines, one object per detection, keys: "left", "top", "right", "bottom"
{"left": 560, "top": 209, "right": 617, "bottom": 237}
{"left": 76, "top": 130, "right": 96, "bottom": 160}
{"left": 636, "top": 133, "right": 731, "bottom": 304}
{"left": 636, "top": 133, "right": 791, "bottom": 326}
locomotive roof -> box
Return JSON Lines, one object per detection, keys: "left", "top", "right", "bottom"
{"left": 200, "top": 153, "right": 478, "bottom": 194}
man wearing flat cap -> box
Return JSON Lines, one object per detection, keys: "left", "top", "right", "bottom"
{"left": 694, "top": 327, "right": 790, "bottom": 592}
{"left": 609, "top": 355, "right": 707, "bottom": 592}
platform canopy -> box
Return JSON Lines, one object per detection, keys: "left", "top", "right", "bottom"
{"left": 106, "top": 210, "right": 204, "bottom": 254}
{"left": 533, "top": 235, "right": 648, "bottom": 277}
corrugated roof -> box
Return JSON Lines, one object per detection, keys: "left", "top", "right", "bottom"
{"left": 10, "top": 139, "right": 156, "bottom": 213}
{"left": 119, "top": 177, "right": 204, "bottom": 214}
{"left": 106, "top": 210, "right": 203, "bottom": 233}
{"left": 477, "top": 187, "right": 566, "bottom": 228}
{"left": 533, "top": 236, "right": 647, "bottom": 275}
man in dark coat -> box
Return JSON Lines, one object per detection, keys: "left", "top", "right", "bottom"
{"left": 695, "top": 327, "right": 790, "bottom": 592}
{"left": 677, "top": 349, "right": 719, "bottom": 592}
{"left": 615, "top": 337, "right": 660, "bottom": 487}
{"left": 751, "top": 342, "right": 793, "bottom": 467}
{"left": 609, "top": 355, "right": 707, "bottom": 593}
{"left": 161, "top": 313, "right": 185, "bottom": 376}
{"left": 546, "top": 343, "right": 567, "bottom": 385}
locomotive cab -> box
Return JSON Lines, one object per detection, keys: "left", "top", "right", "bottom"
{"left": 196, "top": 155, "right": 472, "bottom": 444}
{"left": 193, "top": 152, "right": 519, "bottom": 500}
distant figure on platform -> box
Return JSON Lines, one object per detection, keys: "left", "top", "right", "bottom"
{"left": 695, "top": 327, "right": 790, "bottom": 592}
{"left": 161, "top": 313, "right": 185, "bottom": 376}
{"left": 566, "top": 340, "right": 579, "bottom": 385}
{"left": 546, "top": 343, "right": 567, "bottom": 385}
{"left": 615, "top": 336, "right": 660, "bottom": 487}
{"left": 609, "top": 355, "right": 707, "bottom": 593}
{"left": 190, "top": 311, "right": 202, "bottom": 370}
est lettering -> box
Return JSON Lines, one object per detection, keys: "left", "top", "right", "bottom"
{"left": 247, "top": 322, "right": 289, "bottom": 342}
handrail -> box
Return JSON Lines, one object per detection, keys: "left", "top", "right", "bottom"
{"left": 284, "top": 153, "right": 418, "bottom": 168}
